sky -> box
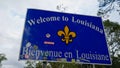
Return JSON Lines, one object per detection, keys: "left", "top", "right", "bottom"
{"left": 0, "top": 0, "right": 120, "bottom": 68}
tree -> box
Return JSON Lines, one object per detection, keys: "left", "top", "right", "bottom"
{"left": 25, "top": 60, "right": 52, "bottom": 68}
{"left": 36, "top": 61, "right": 42, "bottom": 68}
{"left": 111, "top": 55, "right": 120, "bottom": 68}
{"left": 97, "top": 0, "right": 120, "bottom": 17}
{"left": 103, "top": 20, "right": 120, "bottom": 68}
{"left": 24, "top": 60, "right": 35, "bottom": 68}
{"left": 0, "top": 53, "right": 7, "bottom": 67}
{"left": 104, "top": 20, "right": 120, "bottom": 57}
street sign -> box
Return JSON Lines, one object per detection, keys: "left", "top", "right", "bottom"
{"left": 19, "top": 9, "right": 112, "bottom": 65}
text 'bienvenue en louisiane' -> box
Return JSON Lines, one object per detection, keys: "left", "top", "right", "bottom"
{"left": 21, "top": 42, "right": 109, "bottom": 61}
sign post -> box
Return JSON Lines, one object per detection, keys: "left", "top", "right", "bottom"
{"left": 42, "top": 61, "right": 47, "bottom": 68}
{"left": 19, "top": 9, "right": 112, "bottom": 65}
{"left": 93, "top": 64, "right": 95, "bottom": 68}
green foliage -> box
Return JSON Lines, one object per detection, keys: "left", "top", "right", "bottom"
{"left": 103, "top": 20, "right": 120, "bottom": 68}
{"left": 50, "top": 62, "right": 80, "bottom": 68}
{"left": 50, "top": 62, "right": 61, "bottom": 68}
{"left": 104, "top": 20, "right": 120, "bottom": 57}
{"left": 0, "top": 53, "right": 7, "bottom": 67}
{"left": 24, "top": 60, "right": 35, "bottom": 68}
{"left": 0, "top": 54, "right": 7, "bottom": 63}
{"left": 36, "top": 61, "right": 42, "bottom": 68}
{"left": 111, "top": 56, "right": 120, "bottom": 68}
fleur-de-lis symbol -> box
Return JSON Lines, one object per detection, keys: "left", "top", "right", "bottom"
{"left": 57, "top": 25, "right": 76, "bottom": 44}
